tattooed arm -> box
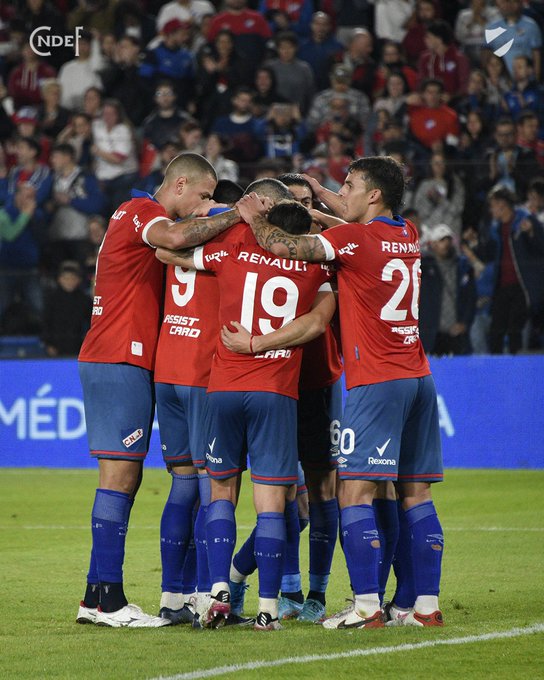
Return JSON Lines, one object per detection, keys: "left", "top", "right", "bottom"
{"left": 146, "top": 207, "right": 240, "bottom": 250}
{"left": 155, "top": 247, "right": 196, "bottom": 269}
{"left": 237, "top": 193, "right": 328, "bottom": 262}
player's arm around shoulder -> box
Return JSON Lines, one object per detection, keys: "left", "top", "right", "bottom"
{"left": 221, "top": 289, "right": 337, "bottom": 354}
{"left": 155, "top": 247, "right": 196, "bottom": 269}
{"left": 145, "top": 203, "right": 241, "bottom": 251}
{"left": 237, "top": 193, "right": 329, "bottom": 262}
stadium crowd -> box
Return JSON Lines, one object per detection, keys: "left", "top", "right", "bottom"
{"left": 1, "top": 0, "right": 544, "bottom": 357}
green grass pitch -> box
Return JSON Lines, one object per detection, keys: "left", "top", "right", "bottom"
{"left": 1, "top": 468, "right": 543, "bottom": 679}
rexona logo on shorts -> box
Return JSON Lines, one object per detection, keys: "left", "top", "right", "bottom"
{"left": 123, "top": 428, "right": 144, "bottom": 448}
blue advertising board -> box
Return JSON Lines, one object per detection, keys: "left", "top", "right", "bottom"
{"left": 0, "top": 356, "right": 543, "bottom": 468}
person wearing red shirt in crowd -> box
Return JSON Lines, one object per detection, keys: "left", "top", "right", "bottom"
{"left": 409, "top": 78, "right": 460, "bottom": 152}
{"left": 76, "top": 153, "right": 242, "bottom": 628}
{"left": 417, "top": 21, "right": 470, "bottom": 102}
{"left": 516, "top": 110, "right": 544, "bottom": 168}
{"left": 402, "top": 0, "right": 439, "bottom": 67}
{"left": 237, "top": 155, "right": 445, "bottom": 630}
{"left": 157, "top": 191, "right": 334, "bottom": 632}
{"left": 373, "top": 40, "right": 418, "bottom": 98}
{"left": 7, "top": 42, "right": 56, "bottom": 109}
{"left": 207, "top": 0, "right": 272, "bottom": 73}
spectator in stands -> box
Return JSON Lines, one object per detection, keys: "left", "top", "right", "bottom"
{"left": 402, "top": 0, "right": 438, "bottom": 67}
{"left": 83, "top": 214, "right": 107, "bottom": 290}
{"left": 419, "top": 223, "right": 477, "bottom": 356}
{"left": 20, "top": 0, "right": 68, "bottom": 70}
{"left": 42, "top": 260, "right": 92, "bottom": 357}
{"left": 417, "top": 20, "right": 470, "bottom": 102}
{"left": 502, "top": 55, "right": 544, "bottom": 124}
{"left": 456, "top": 70, "right": 500, "bottom": 126}
{"left": 8, "top": 42, "right": 56, "bottom": 109}
{"left": 58, "top": 31, "right": 103, "bottom": 111}
{"left": 137, "top": 140, "right": 183, "bottom": 195}
{"left": 413, "top": 151, "right": 465, "bottom": 238}
{"left": 372, "top": 71, "right": 412, "bottom": 125}
{"left": 113, "top": 0, "right": 157, "bottom": 46}
{"left": 45, "top": 143, "right": 105, "bottom": 271}
{"left": 486, "top": 186, "right": 544, "bottom": 354}
{"left": 156, "top": 0, "right": 215, "bottom": 33}
{"left": 457, "top": 109, "right": 493, "bottom": 224}
{"left": 140, "top": 19, "right": 195, "bottom": 106}
{"left": 83, "top": 86, "right": 104, "bottom": 121}
{"left": 204, "top": 132, "right": 239, "bottom": 182}
{"left": 11, "top": 106, "right": 51, "bottom": 164}
{"left": 516, "top": 110, "right": 544, "bottom": 167}
{"left": 37, "top": 79, "right": 70, "bottom": 141}
{"left": 100, "top": 35, "right": 152, "bottom": 127}
{"left": 454, "top": 0, "right": 500, "bottom": 67}
{"left": 91, "top": 99, "right": 138, "bottom": 215}
{"left": 142, "top": 79, "right": 192, "bottom": 150}
{"left": 210, "top": 86, "right": 265, "bottom": 163}
{"left": 179, "top": 119, "right": 205, "bottom": 154}
{"left": 372, "top": 0, "right": 415, "bottom": 44}
{"left": 322, "top": 131, "right": 353, "bottom": 186}
{"left": 373, "top": 40, "right": 418, "bottom": 98}
{"left": 297, "top": 12, "right": 344, "bottom": 91}
{"left": 314, "top": 93, "right": 362, "bottom": 154}
{"left": 526, "top": 176, "right": 544, "bottom": 223}
{"left": 332, "top": 0, "right": 374, "bottom": 46}
{"left": 263, "top": 102, "right": 306, "bottom": 160}
{"left": 480, "top": 116, "right": 541, "bottom": 201}
{"left": 56, "top": 112, "right": 94, "bottom": 171}
{"left": 484, "top": 0, "right": 542, "bottom": 80}
{"left": 341, "top": 28, "right": 377, "bottom": 100}
{"left": 206, "top": 0, "right": 272, "bottom": 73}
{"left": 408, "top": 78, "right": 460, "bottom": 154}
{"left": 67, "top": 0, "right": 117, "bottom": 35}
{"left": 306, "top": 63, "right": 370, "bottom": 134}
{"left": 266, "top": 31, "right": 315, "bottom": 117}
{"left": 460, "top": 224, "right": 495, "bottom": 354}
{"left": 259, "top": 0, "right": 314, "bottom": 37}
{"left": 0, "top": 181, "right": 36, "bottom": 251}
{"left": 484, "top": 53, "right": 511, "bottom": 109}
{"left": 196, "top": 28, "right": 253, "bottom": 131}
{"left": 252, "top": 66, "right": 289, "bottom": 119}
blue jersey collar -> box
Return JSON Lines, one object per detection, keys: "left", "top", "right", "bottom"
{"left": 368, "top": 215, "right": 406, "bottom": 227}
{"left": 131, "top": 189, "right": 158, "bottom": 202}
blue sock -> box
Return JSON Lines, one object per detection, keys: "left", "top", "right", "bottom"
{"left": 160, "top": 472, "right": 199, "bottom": 593}
{"left": 340, "top": 504, "right": 380, "bottom": 595}
{"left": 255, "top": 512, "right": 286, "bottom": 599}
{"left": 206, "top": 499, "right": 236, "bottom": 586}
{"left": 280, "top": 500, "right": 301, "bottom": 593}
{"left": 233, "top": 527, "right": 257, "bottom": 577}
{"left": 392, "top": 501, "right": 416, "bottom": 608}
{"left": 195, "top": 474, "right": 211, "bottom": 592}
{"left": 406, "top": 501, "right": 444, "bottom": 598}
{"left": 308, "top": 499, "right": 338, "bottom": 597}
{"left": 373, "top": 498, "right": 400, "bottom": 604}
{"left": 92, "top": 488, "right": 132, "bottom": 584}
{"left": 87, "top": 548, "right": 98, "bottom": 584}
{"left": 182, "top": 536, "right": 197, "bottom": 596}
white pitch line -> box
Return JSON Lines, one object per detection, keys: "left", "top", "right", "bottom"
{"left": 150, "top": 623, "right": 544, "bottom": 680}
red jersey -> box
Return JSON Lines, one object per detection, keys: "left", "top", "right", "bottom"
{"left": 195, "top": 231, "right": 332, "bottom": 399}
{"left": 317, "top": 216, "right": 430, "bottom": 389}
{"left": 79, "top": 195, "right": 168, "bottom": 370}
{"left": 409, "top": 104, "right": 459, "bottom": 149}
{"left": 299, "top": 325, "right": 343, "bottom": 390}
{"left": 154, "top": 223, "right": 248, "bottom": 387}
{"left": 207, "top": 10, "right": 272, "bottom": 41}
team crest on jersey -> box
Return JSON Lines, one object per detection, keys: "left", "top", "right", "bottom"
{"left": 122, "top": 428, "right": 144, "bottom": 448}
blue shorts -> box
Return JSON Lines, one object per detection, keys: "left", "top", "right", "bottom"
{"left": 333, "top": 375, "right": 443, "bottom": 483}
{"left": 205, "top": 391, "right": 298, "bottom": 485}
{"left": 155, "top": 383, "right": 208, "bottom": 467}
{"left": 298, "top": 378, "right": 343, "bottom": 471}
{"left": 296, "top": 461, "right": 307, "bottom": 495}
{"left": 78, "top": 362, "right": 154, "bottom": 461}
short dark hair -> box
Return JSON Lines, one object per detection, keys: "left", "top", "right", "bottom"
{"left": 243, "top": 178, "right": 292, "bottom": 202}
{"left": 267, "top": 200, "right": 312, "bottom": 235}
{"left": 528, "top": 177, "right": 544, "bottom": 197}
{"left": 52, "top": 143, "right": 76, "bottom": 159}
{"left": 488, "top": 185, "right": 517, "bottom": 207}
{"left": 18, "top": 136, "right": 41, "bottom": 157}
{"left": 348, "top": 156, "right": 406, "bottom": 214}
{"left": 517, "top": 110, "right": 538, "bottom": 125}
{"left": 275, "top": 30, "right": 298, "bottom": 48}
{"left": 277, "top": 173, "right": 313, "bottom": 194}
{"left": 421, "top": 78, "right": 444, "bottom": 93}
{"left": 213, "top": 179, "right": 244, "bottom": 205}
{"left": 426, "top": 20, "right": 453, "bottom": 46}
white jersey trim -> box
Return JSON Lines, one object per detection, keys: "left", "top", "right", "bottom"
{"left": 316, "top": 233, "right": 336, "bottom": 261}
{"left": 318, "top": 282, "right": 333, "bottom": 293}
{"left": 142, "top": 216, "right": 168, "bottom": 247}
{"left": 193, "top": 246, "right": 205, "bottom": 270}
